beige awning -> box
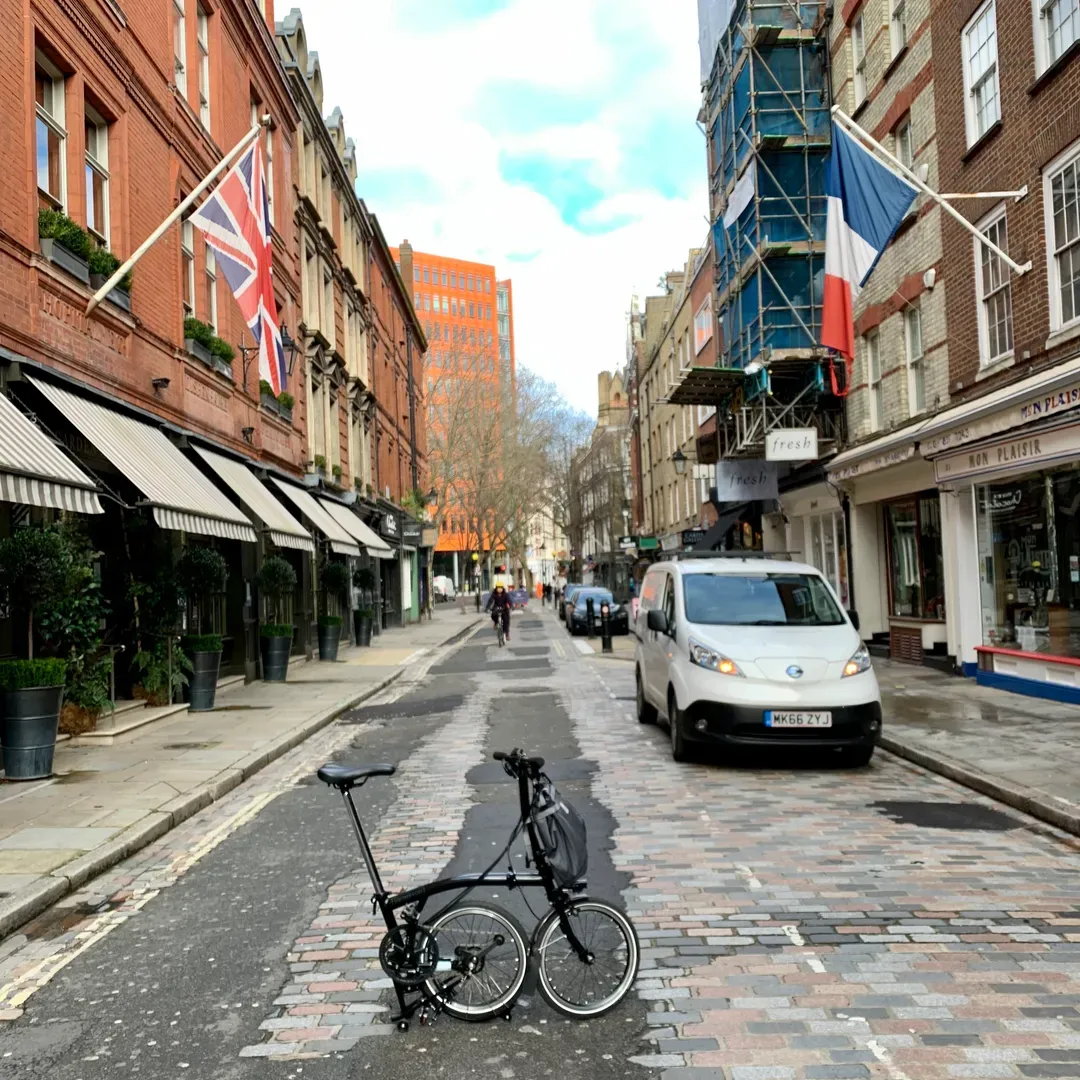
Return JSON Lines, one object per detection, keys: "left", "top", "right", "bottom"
{"left": 0, "top": 393, "right": 102, "bottom": 514}
{"left": 28, "top": 376, "right": 257, "bottom": 542}
{"left": 194, "top": 448, "right": 315, "bottom": 553}
{"left": 270, "top": 479, "right": 360, "bottom": 556}
{"left": 318, "top": 498, "right": 395, "bottom": 559}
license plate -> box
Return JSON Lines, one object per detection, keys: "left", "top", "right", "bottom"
{"left": 765, "top": 710, "right": 832, "bottom": 727}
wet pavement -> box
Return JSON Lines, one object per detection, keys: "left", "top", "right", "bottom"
{"left": 2, "top": 612, "right": 1080, "bottom": 1078}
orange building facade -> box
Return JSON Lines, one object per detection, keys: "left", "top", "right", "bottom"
{"left": 391, "top": 243, "right": 516, "bottom": 579}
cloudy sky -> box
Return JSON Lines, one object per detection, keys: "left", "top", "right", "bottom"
{"left": 295, "top": 0, "right": 709, "bottom": 413}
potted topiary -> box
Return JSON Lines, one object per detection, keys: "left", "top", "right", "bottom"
{"left": 175, "top": 546, "right": 228, "bottom": 712}
{"left": 258, "top": 555, "right": 297, "bottom": 682}
{"left": 352, "top": 565, "right": 377, "bottom": 646}
{"left": 38, "top": 208, "right": 92, "bottom": 284}
{"left": 0, "top": 525, "right": 73, "bottom": 779}
{"left": 319, "top": 560, "right": 350, "bottom": 660}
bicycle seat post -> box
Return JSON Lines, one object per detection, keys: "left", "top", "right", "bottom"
{"left": 339, "top": 787, "right": 388, "bottom": 911}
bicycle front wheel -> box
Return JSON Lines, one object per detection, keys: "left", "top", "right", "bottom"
{"left": 535, "top": 898, "right": 640, "bottom": 1018}
{"left": 423, "top": 903, "right": 528, "bottom": 1021}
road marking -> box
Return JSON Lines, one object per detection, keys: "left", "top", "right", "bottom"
{"left": 782, "top": 924, "right": 827, "bottom": 972}
{"left": 572, "top": 640, "right": 593, "bottom": 655}
{"left": 735, "top": 864, "right": 762, "bottom": 890}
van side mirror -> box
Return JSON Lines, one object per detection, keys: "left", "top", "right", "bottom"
{"left": 647, "top": 609, "right": 669, "bottom": 634}
{"left": 847, "top": 609, "right": 860, "bottom": 632}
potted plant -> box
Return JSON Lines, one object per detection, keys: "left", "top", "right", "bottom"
{"left": 127, "top": 559, "right": 190, "bottom": 706}
{"left": 352, "top": 565, "right": 377, "bottom": 646}
{"left": 87, "top": 247, "right": 134, "bottom": 311}
{"left": 207, "top": 336, "right": 235, "bottom": 380}
{"left": 175, "top": 546, "right": 228, "bottom": 712}
{"left": 131, "top": 639, "right": 191, "bottom": 705}
{"left": 331, "top": 464, "right": 343, "bottom": 482}
{"left": 313, "top": 454, "right": 327, "bottom": 477}
{"left": 319, "top": 560, "right": 350, "bottom": 660}
{"left": 0, "top": 525, "right": 75, "bottom": 779}
{"left": 38, "top": 208, "right": 92, "bottom": 284}
{"left": 60, "top": 653, "right": 113, "bottom": 736}
{"left": 258, "top": 556, "right": 297, "bottom": 681}
{"left": 184, "top": 316, "right": 214, "bottom": 366}
{"left": 276, "top": 391, "right": 295, "bottom": 423}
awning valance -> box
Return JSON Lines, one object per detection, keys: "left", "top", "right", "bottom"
{"left": 270, "top": 479, "right": 360, "bottom": 556}
{"left": 194, "top": 448, "right": 315, "bottom": 553}
{"left": 317, "top": 498, "right": 395, "bottom": 559}
{"left": 0, "top": 393, "right": 102, "bottom": 514}
{"left": 28, "top": 376, "right": 257, "bottom": 542}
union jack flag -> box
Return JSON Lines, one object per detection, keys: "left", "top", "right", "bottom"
{"left": 189, "top": 137, "right": 286, "bottom": 395}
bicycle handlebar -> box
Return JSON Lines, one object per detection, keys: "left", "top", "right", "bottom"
{"left": 493, "top": 749, "right": 545, "bottom": 772}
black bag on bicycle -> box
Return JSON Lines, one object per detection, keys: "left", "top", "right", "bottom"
{"left": 531, "top": 779, "right": 587, "bottom": 887}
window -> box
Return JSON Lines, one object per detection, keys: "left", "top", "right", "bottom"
{"left": 424, "top": 267, "right": 430, "bottom": 283}
{"left": 807, "top": 512, "right": 849, "bottom": 608}
{"left": 852, "top": 14, "right": 867, "bottom": 107}
{"left": 451, "top": 298, "right": 457, "bottom": 316}
{"left": 1035, "top": 0, "right": 1080, "bottom": 74}
{"left": 414, "top": 266, "right": 420, "bottom": 282}
{"left": 693, "top": 300, "right": 713, "bottom": 353}
{"left": 975, "top": 206, "right": 1013, "bottom": 364}
{"left": 1045, "top": 143, "right": 1080, "bottom": 330}
{"left": 467, "top": 274, "right": 474, "bottom": 290}
{"left": 251, "top": 102, "right": 273, "bottom": 225}
{"left": 866, "top": 331, "right": 882, "bottom": 433}
{"left": 963, "top": 1, "right": 1000, "bottom": 147}
{"left": 323, "top": 269, "right": 335, "bottom": 348}
{"left": 485, "top": 303, "right": 491, "bottom": 319}
{"left": 442, "top": 296, "right": 449, "bottom": 314}
{"left": 469, "top": 302, "right": 475, "bottom": 318}
{"left": 196, "top": 5, "right": 210, "bottom": 127}
{"left": 904, "top": 307, "right": 924, "bottom": 415}
{"left": 205, "top": 247, "right": 217, "bottom": 331}
{"left": 35, "top": 54, "right": 66, "bottom": 209}
{"left": 683, "top": 573, "right": 844, "bottom": 626}
{"left": 890, "top": 0, "right": 907, "bottom": 57}
{"left": 181, "top": 218, "right": 195, "bottom": 318}
{"left": 885, "top": 493, "right": 945, "bottom": 620}
{"left": 84, "top": 105, "right": 109, "bottom": 245}
{"left": 450, "top": 271, "right": 457, "bottom": 287}
{"left": 424, "top": 294, "right": 431, "bottom": 311}
{"left": 485, "top": 278, "right": 491, "bottom": 292}
{"left": 173, "top": 0, "right": 187, "bottom": 96}
{"left": 441, "top": 270, "right": 447, "bottom": 285}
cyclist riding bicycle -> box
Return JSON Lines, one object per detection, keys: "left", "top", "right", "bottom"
{"left": 485, "top": 584, "right": 512, "bottom": 642}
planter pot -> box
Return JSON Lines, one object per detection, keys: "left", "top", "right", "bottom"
{"left": 318, "top": 623, "right": 340, "bottom": 661}
{"left": 40, "top": 237, "right": 90, "bottom": 284}
{"left": 89, "top": 273, "right": 132, "bottom": 312}
{"left": 0, "top": 684, "right": 63, "bottom": 780}
{"left": 185, "top": 337, "right": 213, "bottom": 366}
{"left": 354, "top": 612, "right": 373, "bottom": 647}
{"left": 188, "top": 649, "right": 222, "bottom": 712}
{"left": 210, "top": 354, "right": 233, "bottom": 380}
{"left": 261, "top": 635, "right": 291, "bottom": 682}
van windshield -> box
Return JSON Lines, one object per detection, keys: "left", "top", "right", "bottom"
{"left": 683, "top": 573, "right": 845, "bottom": 626}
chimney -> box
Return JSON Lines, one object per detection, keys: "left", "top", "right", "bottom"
{"left": 399, "top": 240, "right": 414, "bottom": 305}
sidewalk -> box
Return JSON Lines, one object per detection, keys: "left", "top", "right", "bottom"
{"left": 0, "top": 609, "right": 480, "bottom": 938}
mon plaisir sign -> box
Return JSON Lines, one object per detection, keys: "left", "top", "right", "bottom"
{"left": 933, "top": 423, "right": 1080, "bottom": 484}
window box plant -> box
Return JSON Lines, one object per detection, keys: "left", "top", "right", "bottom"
{"left": 38, "top": 208, "right": 92, "bottom": 285}
{"left": 258, "top": 556, "right": 297, "bottom": 682}
{"left": 184, "top": 317, "right": 233, "bottom": 380}
{"left": 313, "top": 454, "right": 327, "bottom": 477}
{"left": 87, "top": 247, "right": 133, "bottom": 312}
{"left": 176, "top": 546, "right": 228, "bottom": 712}
{"left": 259, "top": 381, "right": 293, "bottom": 423}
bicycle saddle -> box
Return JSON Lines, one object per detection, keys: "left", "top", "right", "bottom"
{"left": 316, "top": 762, "right": 396, "bottom": 788}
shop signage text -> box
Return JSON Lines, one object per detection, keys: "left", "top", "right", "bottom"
{"left": 381, "top": 512, "right": 399, "bottom": 539}
{"left": 681, "top": 528, "right": 705, "bottom": 547}
{"left": 715, "top": 460, "right": 778, "bottom": 500}
{"left": 403, "top": 521, "right": 422, "bottom": 544}
{"left": 828, "top": 444, "right": 915, "bottom": 482}
{"left": 934, "top": 423, "right": 1080, "bottom": 483}
{"left": 766, "top": 428, "right": 818, "bottom": 461}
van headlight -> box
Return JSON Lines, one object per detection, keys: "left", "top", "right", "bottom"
{"left": 843, "top": 644, "right": 872, "bottom": 677}
{"left": 689, "top": 637, "right": 742, "bottom": 676}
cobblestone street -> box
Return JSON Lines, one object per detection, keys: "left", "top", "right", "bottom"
{"left": 2, "top": 611, "right": 1080, "bottom": 1079}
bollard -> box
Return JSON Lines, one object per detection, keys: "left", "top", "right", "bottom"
{"left": 600, "top": 602, "right": 613, "bottom": 654}
{"left": 586, "top": 596, "right": 595, "bottom": 639}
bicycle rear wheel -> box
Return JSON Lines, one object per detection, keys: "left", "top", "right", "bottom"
{"left": 423, "top": 903, "right": 528, "bottom": 1021}
{"left": 534, "top": 898, "right": 639, "bottom": 1018}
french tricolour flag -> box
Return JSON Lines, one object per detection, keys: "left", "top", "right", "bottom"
{"left": 822, "top": 124, "right": 918, "bottom": 360}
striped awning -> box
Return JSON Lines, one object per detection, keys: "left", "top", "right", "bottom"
{"left": 270, "top": 479, "right": 360, "bottom": 556}
{"left": 194, "top": 448, "right": 315, "bottom": 553}
{"left": 0, "top": 393, "right": 103, "bottom": 514}
{"left": 28, "top": 376, "right": 257, "bottom": 543}
{"left": 318, "top": 498, "right": 396, "bottom": 559}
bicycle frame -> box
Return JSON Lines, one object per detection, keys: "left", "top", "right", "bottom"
{"left": 334, "top": 759, "right": 587, "bottom": 1023}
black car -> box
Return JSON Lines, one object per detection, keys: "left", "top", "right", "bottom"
{"left": 566, "top": 589, "right": 630, "bottom": 636}
{"left": 558, "top": 583, "right": 583, "bottom": 621}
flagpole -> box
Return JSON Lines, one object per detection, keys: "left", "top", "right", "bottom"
{"left": 831, "top": 106, "right": 1032, "bottom": 276}
{"left": 86, "top": 117, "right": 270, "bottom": 315}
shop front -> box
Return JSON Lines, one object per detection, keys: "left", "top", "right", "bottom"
{"left": 403, "top": 519, "right": 422, "bottom": 622}
{"left": 378, "top": 510, "right": 403, "bottom": 628}
{"left": 777, "top": 482, "right": 850, "bottom": 610}
{"left": 933, "top": 420, "right": 1080, "bottom": 700}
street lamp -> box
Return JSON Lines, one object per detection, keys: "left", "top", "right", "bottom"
{"left": 672, "top": 448, "right": 688, "bottom": 476}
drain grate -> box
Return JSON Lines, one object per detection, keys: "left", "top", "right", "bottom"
{"left": 871, "top": 801, "right": 1020, "bottom": 831}
{"left": 163, "top": 742, "right": 218, "bottom": 750}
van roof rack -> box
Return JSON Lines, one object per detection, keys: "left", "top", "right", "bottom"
{"left": 671, "top": 550, "right": 802, "bottom": 561}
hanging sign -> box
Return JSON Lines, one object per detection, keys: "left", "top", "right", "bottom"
{"left": 766, "top": 428, "right": 818, "bottom": 461}
{"left": 714, "top": 460, "right": 778, "bottom": 501}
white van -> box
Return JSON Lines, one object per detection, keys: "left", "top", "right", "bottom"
{"left": 634, "top": 554, "right": 881, "bottom": 765}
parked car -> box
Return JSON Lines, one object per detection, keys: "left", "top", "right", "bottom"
{"left": 558, "top": 583, "right": 583, "bottom": 622}
{"left": 634, "top": 555, "right": 881, "bottom": 766}
{"left": 566, "top": 588, "right": 630, "bottom": 636}
{"left": 509, "top": 588, "right": 529, "bottom": 610}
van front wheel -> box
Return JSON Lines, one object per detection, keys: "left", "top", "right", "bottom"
{"left": 668, "top": 689, "right": 690, "bottom": 762}
{"left": 636, "top": 669, "right": 657, "bottom": 725}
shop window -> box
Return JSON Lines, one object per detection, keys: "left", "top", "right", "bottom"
{"left": 977, "top": 468, "right": 1080, "bottom": 657}
{"left": 807, "top": 511, "right": 849, "bottom": 608}
{"left": 885, "top": 493, "right": 945, "bottom": 620}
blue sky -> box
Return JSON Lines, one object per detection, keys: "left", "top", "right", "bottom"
{"left": 298, "top": 0, "right": 708, "bottom": 411}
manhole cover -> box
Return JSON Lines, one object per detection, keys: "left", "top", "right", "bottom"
{"left": 870, "top": 801, "right": 1019, "bottom": 831}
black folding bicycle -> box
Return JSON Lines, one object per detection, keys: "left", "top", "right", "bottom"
{"left": 317, "top": 748, "right": 640, "bottom": 1030}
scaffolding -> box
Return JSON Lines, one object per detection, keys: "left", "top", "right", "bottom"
{"left": 676, "top": 0, "right": 842, "bottom": 459}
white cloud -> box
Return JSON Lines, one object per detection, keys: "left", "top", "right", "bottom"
{"left": 295, "top": 0, "right": 708, "bottom": 412}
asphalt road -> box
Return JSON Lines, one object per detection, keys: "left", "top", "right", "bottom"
{"left": 3, "top": 611, "right": 1080, "bottom": 1080}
